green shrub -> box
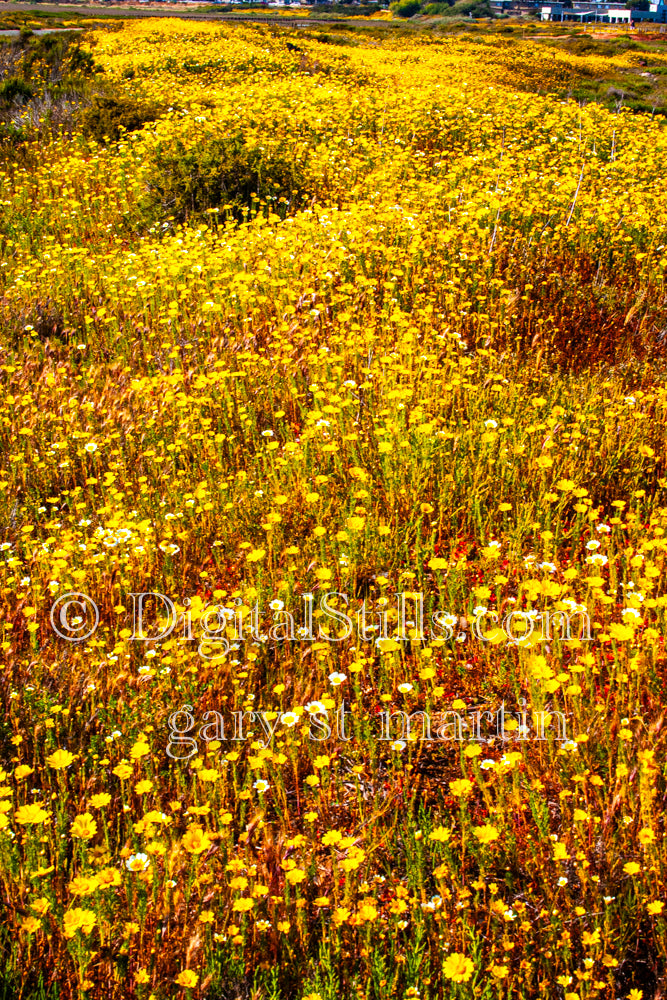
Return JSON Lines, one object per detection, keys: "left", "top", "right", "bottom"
{"left": 391, "top": 0, "right": 422, "bottom": 16}
{"left": 0, "top": 76, "right": 33, "bottom": 104}
{"left": 421, "top": 2, "right": 454, "bottom": 13}
{"left": 138, "top": 130, "right": 310, "bottom": 226}
{"left": 79, "top": 96, "right": 163, "bottom": 144}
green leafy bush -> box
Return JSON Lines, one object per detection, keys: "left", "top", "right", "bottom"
{"left": 391, "top": 0, "right": 422, "bottom": 16}
{"left": 79, "top": 96, "right": 163, "bottom": 144}
{"left": 138, "top": 130, "right": 310, "bottom": 225}
{"left": 0, "top": 76, "right": 33, "bottom": 104}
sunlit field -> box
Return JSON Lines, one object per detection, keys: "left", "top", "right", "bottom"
{"left": 2, "top": 16, "right": 667, "bottom": 1000}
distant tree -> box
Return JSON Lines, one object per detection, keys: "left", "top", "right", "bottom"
{"left": 391, "top": 0, "right": 421, "bottom": 14}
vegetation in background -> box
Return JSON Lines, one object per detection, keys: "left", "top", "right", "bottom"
{"left": 2, "top": 15, "right": 667, "bottom": 1000}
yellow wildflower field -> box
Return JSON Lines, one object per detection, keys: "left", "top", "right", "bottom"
{"left": 0, "top": 16, "right": 667, "bottom": 1000}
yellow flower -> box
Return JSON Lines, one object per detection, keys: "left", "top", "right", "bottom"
{"left": 68, "top": 876, "right": 99, "bottom": 897}
{"left": 609, "top": 623, "right": 634, "bottom": 641}
{"left": 89, "top": 793, "right": 111, "bottom": 809}
{"left": 21, "top": 916, "right": 41, "bottom": 934}
{"left": 97, "top": 868, "right": 122, "bottom": 889}
{"left": 638, "top": 828, "right": 655, "bottom": 845}
{"left": 63, "top": 908, "right": 96, "bottom": 938}
{"left": 358, "top": 901, "right": 378, "bottom": 922}
{"left": 15, "top": 804, "right": 49, "bottom": 825}
{"left": 232, "top": 898, "right": 254, "bottom": 912}
{"left": 623, "top": 862, "right": 641, "bottom": 876}
{"left": 285, "top": 868, "right": 306, "bottom": 885}
{"left": 428, "top": 557, "right": 447, "bottom": 570}
{"left": 46, "top": 749, "right": 75, "bottom": 769}
{"left": 112, "top": 763, "right": 133, "bottom": 780}
{"left": 429, "top": 826, "right": 451, "bottom": 843}
{"left": 135, "top": 970, "right": 150, "bottom": 984}
{"left": 129, "top": 740, "right": 150, "bottom": 760}
{"left": 175, "top": 970, "right": 198, "bottom": 988}
{"left": 443, "top": 952, "right": 474, "bottom": 983}
{"left": 71, "top": 813, "right": 97, "bottom": 840}
{"left": 14, "top": 765, "right": 34, "bottom": 779}
{"left": 199, "top": 910, "right": 215, "bottom": 923}
{"left": 390, "top": 897, "right": 408, "bottom": 914}
{"left": 181, "top": 826, "right": 212, "bottom": 855}
{"left": 473, "top": 824, "right": 499, "bottom": 845}
{"left": 490, "top": 964, "right": 508, "bottom": 979}
{"left": 449, "top": 778, "right": 473, "bottom": 798}
{"left": 648, "top": 901, "right": 664, "bottom": 915}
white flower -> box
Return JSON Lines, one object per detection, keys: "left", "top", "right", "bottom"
{"left": 84, "top": 442, "right": 98, "bottom": 454}
{"left": 586, "top": 540, "right": 601, "bottom": 550}
{"left": 597, "top": 523, "right": 611, "bottom": 533}
{"left": 587, "top": 554, "right": 608, "bottom": 567}
{"left": 557, "top": 877, "right": 568, "bottom": 887}
{"left": 441, "top": 613, "right": 458, "bottom": 627}
{"left": 328, "top": 672, "right": 347, "bottom": 687}
{"left": 472, "top": 606, "right": 488, "bottom": 617}
{"left": 159, "top": 542, "right": 180, "bottom": 556}
{"left": 398, "top": 683, "right": 413, "bottom": 694}
{"left": 622, "top": 608, "right": 641, "bottom": 619}
{"left": 480, "top": 759, "right": 496, "bottom": 770}
{"left": 126, "top": 853, "right": 150, "bottom": 872}
{"left": 539, "top": 562, "right": 557, "bottom": 573}
{"left": 305, "top": 701, "right": 327, "bottom": 715}
{"left": 484, "top": 419, "right": 498, "bottom": 429}
{"left": 280, "top": 711, "right": 299, "bottom": 727}
{"left": 391, "top": 740, "right": 406, "bottom": 751}
{"left": 269, "top": 599, "right": 284, "bottom": 611}
{"left": 261, "top": 429, "right": 274, "bottom": 437}
{"left": 253, "top": 779, "right": 270, "bottom": 793}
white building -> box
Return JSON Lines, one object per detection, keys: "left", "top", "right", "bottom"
{"left": 541, "top": 2, "right": 563, "bottom": 16}
{"left": 633, "top": 0, "right": 667, "bottom": 21}
{"left": 541, "top": 1, "right": 632, "bottom": 18}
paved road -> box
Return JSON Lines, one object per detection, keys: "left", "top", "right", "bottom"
{"left": 0, "top": 24, "right": 83, "bottom": 31}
